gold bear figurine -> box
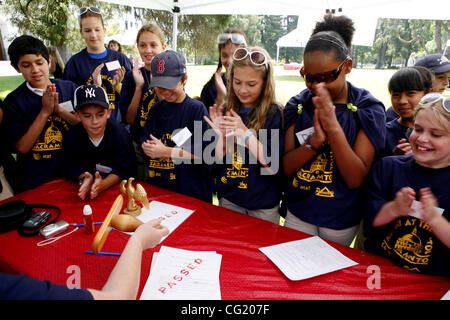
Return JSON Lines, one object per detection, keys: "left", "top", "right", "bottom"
{"left": 119, "top": 178, "right": 149, "bottom": 217}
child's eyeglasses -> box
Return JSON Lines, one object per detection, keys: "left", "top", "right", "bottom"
{"left": 233, "top": 48, "right": 268, "bottom": 69}
{"left": 79, "top": 6, "right": 101, "bottom": 16}
{"left": 217, "top": 33, "right": 247, "bottom": 46}
{"left": 419, "top": 92, "right": 450, "bottom": 113}
{"left": 300, "top": 58, "right": 349, "bottom": 84}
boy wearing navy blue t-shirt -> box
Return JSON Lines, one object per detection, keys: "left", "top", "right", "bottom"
{"left": 65, "top": 84, "right": 136, "bottom": 201}
{"left": 140, "top": 51, "right": 212, "bottom": 203}
{"left": 2, "top": 35, "right": 78, "bottom": 192}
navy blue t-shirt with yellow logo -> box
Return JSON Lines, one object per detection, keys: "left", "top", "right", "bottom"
{"left": 216, "top": 105, "right": 285, "bottom": 210}
{"left": 64, "top": 48, "right": 132, "bottom": 124}
{"left": 119, "top": 67, "right": 158, "bottom": 143}
{"left": 284, "top": 82, "right": 386, "bottom": 230}
{"left": 64, "top": 119, "right": 136, "bottom": 182}
{"left": 384, "top": 119, "right": 410, "bottom": 157}
{"left": 363, "top": 155, "right": 450, "bottom": 276}
{"left": 139, "top": 95, "right": 212, "bottom": 203}
{"left": 3, "top": 79, "right": 76, "bottom": 191}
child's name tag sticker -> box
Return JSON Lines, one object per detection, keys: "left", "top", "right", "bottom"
{"left": 95, "top": 164, "right": 112, "bottom": 174}
{"left": 59, "top": 100, "right": 74, "bottom": 112}
{"left": 408, "top": 200, "right": 444, "bottom": 220}
{"left": 105, "top": 60, "right": 121, "bottom": 71}
{"left": 171, "top": 127, "right": 192, "bottom": 147}
{"left": 295, "top": 127, "right": 315, "bottom": 145}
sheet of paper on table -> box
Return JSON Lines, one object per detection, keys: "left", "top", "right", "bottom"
{"left": 123, "top": 201, "right": 195, "bottom": 240}
{"left": 140, "top": 246, "right": 222, "bottom": 300}
{"left": 259, "top": 236, "right": 358, "bottom": 281}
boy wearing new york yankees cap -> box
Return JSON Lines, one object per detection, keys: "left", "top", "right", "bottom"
{"left": 65, "top": 84, "right": 136, "bottom": 200}
{"left": 415, "top": 54, "right": 450, "bottom": 93}
{"left": 139, "top": 51, "right": 213, "bottom": 203}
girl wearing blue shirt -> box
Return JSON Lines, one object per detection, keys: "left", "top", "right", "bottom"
{"left": 200, "top": 29, "right": 247, "bottom": 109}
{"left": 119, "top": 23, "right": 167, "bottom": 181}
{"left": 205, "top": 46, "right": 284, "bottom": 224}
{"left": 64, "top": 7, "right": 132, "bottom": 123}
{"left": 363, "top": 93, "right": 450, "bottom": 276}
{"left": 282, "top": 15, "right": 386, "bottom": 245}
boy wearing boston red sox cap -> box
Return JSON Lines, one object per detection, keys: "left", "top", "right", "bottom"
{"left": 139, "top": 50, "right": 213, "bottom": 203}
{"left": 64, "top": 84, "right": 136, "bottom": 200}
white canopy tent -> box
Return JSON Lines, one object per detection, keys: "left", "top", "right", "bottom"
{"left": 99, "top": 0, "right": 450, "bottom": 51}
{"left": 276, "top": 12, "right": 380, "bottom": 63}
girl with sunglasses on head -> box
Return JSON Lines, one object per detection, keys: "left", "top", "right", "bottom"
{"left": 282, "top": 14, "right": 386, "bottom": 246}
{"left": 200, "top": 28, "right": 247, "bottom": 109}
{"left": 118, "top": 24, "right": 167, "bottom": 181}
{"left": 383, "top": 66, "right": 433, "bottom": 157}
{"left": 204, "top": 46, "right": 284, "bottom": 223}
{"left": 363, "top": 93, "right": 450, "bottom": 276}
{"left": 64, "top": 7, "right": 132, "bottom": 124}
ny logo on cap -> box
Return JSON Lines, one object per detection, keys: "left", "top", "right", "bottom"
{"left": 438, "top": 55, "right": 450, "bottom": 65}
{"left": 85, "top": 87, "right": 96, "bottom": 98}
{"left": 157, "top": 59, "right": 165, "bottom": 73}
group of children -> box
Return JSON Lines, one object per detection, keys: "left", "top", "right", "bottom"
{"left": 0, "top": 8, "right": 448, "bottom": 277}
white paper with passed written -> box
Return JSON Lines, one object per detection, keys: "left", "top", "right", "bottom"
{"left": 140, "top": 246, "right": 222, "bottom": 300}
{"left": 259, "top": 236, "right": 358, "bottom": 281}
{"left": 123, "top": 201, "right": 194, "bottom": 241}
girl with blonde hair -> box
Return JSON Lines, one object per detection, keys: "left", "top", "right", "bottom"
{"left": 205, "top": 46, "right": 285, "bottom": 223}
{"left": 119, "top": 23, "right": 167, "bottom": 181}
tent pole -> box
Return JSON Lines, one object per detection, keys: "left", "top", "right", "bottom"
{"left": 172, "top": 12, "right": 178, "bottom": 51}
{"left": 276, "top": 45, "right": 279, "bottom": 64}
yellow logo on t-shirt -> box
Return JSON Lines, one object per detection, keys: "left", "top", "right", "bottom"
{"left": 148, "top": 133, "right": 175, "bottom": 170}
{"left": 139, "top": 90, "right": 157, "bottom": 127}
{"left": 315, "top": 186, "right": 334, "bottom": 198}
{"left": 381, "top": 218, "right": 434, "bottom": 272}
{"left": 226, "top": 152, "right": 248, "bottom": 179}
{"left": 32, "top": 117, "right": 68, "bottom": 153}
{"left": 297, "top": 153, "right": 334, "bottom": 183}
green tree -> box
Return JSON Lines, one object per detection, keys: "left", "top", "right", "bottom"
{"left": 133, "top": 8, "right": 231, "bottom": 63}
{"left": 260, "top": 15, "right": 285, "bottom": 60}
{"left": 373, "top": 18, "right": 449, "bottom": 69}
{"left": 228, "top": 15, "right": 263, "bottom": 46}
{"left": 1, "top": 0, "right": 122, "bottom": 62}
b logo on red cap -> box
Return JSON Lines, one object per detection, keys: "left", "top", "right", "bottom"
{"left": 157, "top": 59, "right": 165, "bottom": 73}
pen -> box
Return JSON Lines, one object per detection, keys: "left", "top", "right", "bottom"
{"left": 74, "top": 222, "right": 103, "bottom": 227}
{"left": 85, "top": 250, "right": 121, "bottom": 256}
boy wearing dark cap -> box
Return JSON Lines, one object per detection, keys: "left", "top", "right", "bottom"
{"left": 2, "top": 35, "right": 78, "bottom": 192}
{"left": 65, "top": 84, "right": 136, "bottom": 200}
{"left": 139, "top": 50, "right": 212, "bottom": 203}
{"left": 415, "top": 53, "right": 450, "bottom": 93}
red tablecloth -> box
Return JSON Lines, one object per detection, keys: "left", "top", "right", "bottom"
{"left": 0, "top": 179, "right": 448, "bottom": 300}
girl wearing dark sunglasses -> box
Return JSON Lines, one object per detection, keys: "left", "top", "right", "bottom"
{"left": 282, "top": 14, "right": 386, "bottom": 246}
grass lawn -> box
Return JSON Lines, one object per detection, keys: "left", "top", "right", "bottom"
{"left": 0, "top": 66, "right": 396, "bottom": 108}
{"left": 0, "top": 75, "right": 25, "bottom": 100}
